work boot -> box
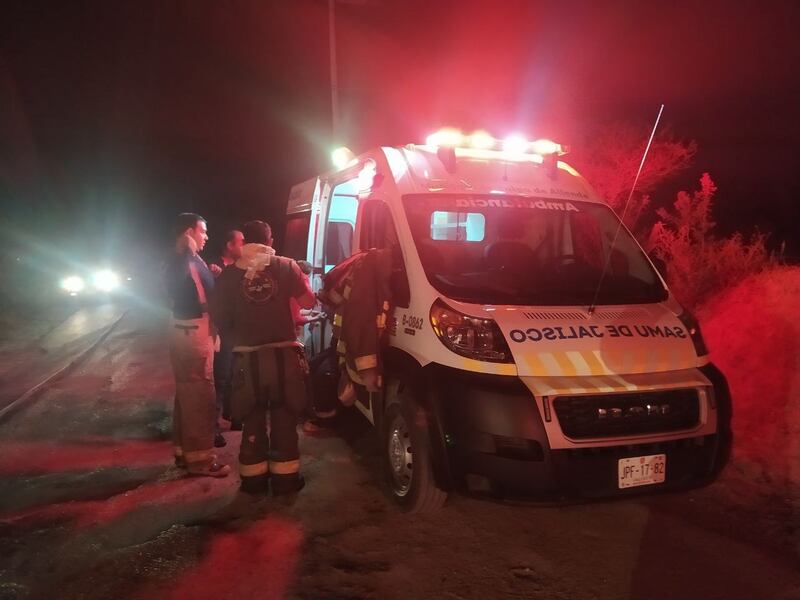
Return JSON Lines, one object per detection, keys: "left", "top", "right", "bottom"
{"left": 302, "top": 417, "right": 335, "bottom": 436}
{"left": 240, "top": 474, "right": 270, "bottom": 495}
{"left": 214, "top": 433, "right": 227, "bottom": 448}
{"left": 187, "top": 462, "right": 231, "bottom": 478}
{"left": 271, "top": 474, "right": 305, "bottom": 496}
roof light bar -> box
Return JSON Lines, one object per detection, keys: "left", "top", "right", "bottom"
{"left": 530, "top": 138, "right": 562, "bottom": 156}
{"left": 426, "top": 128, "right": 463, "bottom": 147}
{"left": 424, "top": 128, "right": 566, "bottom": 157}
{"left": 502, "top": 134, "right": 529, "bottom": 154}
{"left": 468, "top": 130, "right": 495, "bottom": 150}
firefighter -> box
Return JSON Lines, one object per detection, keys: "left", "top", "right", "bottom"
{"left": 318, "top": 248, "right": 394, "bottom": 404}
{"left": 165, "top": 213, "right": 230, "bottom": 478}
{"left": 209, "top": 220, "right": 315, "bottom": 495}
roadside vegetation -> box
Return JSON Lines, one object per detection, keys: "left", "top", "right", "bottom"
{"left": 574, "top": 125, "right": 795, "bottom": 497}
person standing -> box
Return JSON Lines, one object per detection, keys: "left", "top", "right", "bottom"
{"left": 209, "top": 230, "right": 245, "bottom": 440}
{"left": 210, "top": 220, "right": 315, "bottom": 495}
{"left": 165, "top": 213, "right": 230, "bottom": 478}
{"left": 210, "top": 230, "right": 245, "bottom": 272}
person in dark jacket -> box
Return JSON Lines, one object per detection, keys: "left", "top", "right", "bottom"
{"left": 210, "top": 220, "right": 315, "bottom": 495}
{"left": 210, "top": 230, "right": 245, "bottom": 439}
{"left": 164, "top": 213, "right": 230, "bottom": 478}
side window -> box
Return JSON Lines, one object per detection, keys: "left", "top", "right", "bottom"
{"left": 360, "top": 200, "right": 394, "bottom": 251}
{"left": 283, "top": 213, "right": 311, "bottom": 261}
{"left": 324, "top": 222, "right": 353, "bottom": 268}
{"left": 324, "top": 180, "right": 359, "bottom": 272}
{"left": 360, "top": 200, "right": 410, "bottom": 308}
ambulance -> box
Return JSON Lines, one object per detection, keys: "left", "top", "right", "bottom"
{"left": 284, "top": 129, "right": 731, "bottom": 512}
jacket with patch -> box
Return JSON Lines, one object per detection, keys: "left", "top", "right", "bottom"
{"left": 209, "top": 244, "right": 310, "bottom": 347}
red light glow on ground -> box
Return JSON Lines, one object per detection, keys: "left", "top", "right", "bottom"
{"left": 136, "top": 517, "right": 303, "bottom": 600}
{"left": 0, "top": 438, "right": 172, "bottom": 476}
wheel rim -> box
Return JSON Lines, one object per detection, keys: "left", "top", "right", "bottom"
{"left": 387, "top": 412, "right": 413, "bottom": 496}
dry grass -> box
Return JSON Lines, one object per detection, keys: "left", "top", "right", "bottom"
{"left": 699, "top": 266, "right": 800, "bottom": 488}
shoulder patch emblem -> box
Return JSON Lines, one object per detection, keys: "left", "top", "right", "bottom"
{"left": 242, "top": 270, "right": 278, "bottom": 304}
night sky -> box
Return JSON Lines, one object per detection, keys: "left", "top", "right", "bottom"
{"left": 1, "top": 0, "right": 799, "bottom": 260}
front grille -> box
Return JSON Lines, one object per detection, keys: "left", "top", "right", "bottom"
{"left": 553, "top": 389, "right": 700, "bottom": 439}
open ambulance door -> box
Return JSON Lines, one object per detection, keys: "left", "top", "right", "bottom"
{"left": 288, "top": 168, "right": 363, "bottom": 356}
{"left": 285, "top": 177, "right": 328, "bottom": 356}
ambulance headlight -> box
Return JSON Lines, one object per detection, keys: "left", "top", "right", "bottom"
{"left": 678, "top": 310, "right": 709, "bottom": 358}
{"left": 430, "top": 299, "right": 513, "bottom": 363}
{"left": 92, "top": 269, "right": 120, "bottom": 292}
{"left": 61, "top": 275, "right": 85, "bottom": 294}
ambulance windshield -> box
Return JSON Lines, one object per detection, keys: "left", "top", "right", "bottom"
{"left": 403, "top": 195, "right": 667, "bottom": 306}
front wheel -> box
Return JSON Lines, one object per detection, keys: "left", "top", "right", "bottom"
{"left": 382, "top": 382, "right": 447, "bottom": 513}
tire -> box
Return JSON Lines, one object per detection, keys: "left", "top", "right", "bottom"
{"left": 382, "top": 381, "right": 447, "bottom": 513}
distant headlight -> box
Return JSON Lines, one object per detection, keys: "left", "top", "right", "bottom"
{"left": 92, "top": 270, "right": 120, "bottom": 292}
{"left": 61, "top": 275, "right": 85, "bottom": 294}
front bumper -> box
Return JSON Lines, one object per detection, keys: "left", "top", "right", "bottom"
{"left": 427, "top": 364, "right": 726, "bottom": 499}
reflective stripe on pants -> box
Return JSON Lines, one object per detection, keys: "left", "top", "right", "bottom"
{"left": 270, "top": 459, "right": 300, "bottom": 475}
{"left": 239, "top": 461, "right": 269, "bottom": 477}
{"left": 239, "top": 402, "right": 300, "bottom": 479}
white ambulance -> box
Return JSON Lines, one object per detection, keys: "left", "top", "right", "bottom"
{"left": 284, "top": 129, "right": 731, "bottom": 512}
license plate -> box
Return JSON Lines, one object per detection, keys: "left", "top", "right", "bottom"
{"left": 618, "top": 454, "right": 666, "bottom": 489}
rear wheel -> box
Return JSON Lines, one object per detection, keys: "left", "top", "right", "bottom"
{"left": 382, "top": 381, "right": 447, "bottom": 513}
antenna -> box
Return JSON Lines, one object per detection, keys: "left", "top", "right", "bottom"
{"left": 587, "top": 104, "right": 664, "bottom": 316}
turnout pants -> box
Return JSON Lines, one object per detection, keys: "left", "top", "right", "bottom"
{"left": 231, "top": 345, "right": 308, "bottom": 491}
{"left": 214, "top": 334, "right": 235, "bottom": 428}
{"left": 168, "top": 315, "right": 216, "bottom": 468}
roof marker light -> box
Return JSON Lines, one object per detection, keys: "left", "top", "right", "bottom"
{"left": 357, "top": 159, "right": 377, "bottom": 192}
{"left": 426, "top": 128, "right": 463, "bottom": 147}
{"left": 502, "top": 134, "right": 529, "bottom": 154}
{"left": 332, "top": 147, "right": 356, "bottom": 170}
{"left": 468, "top": 130, "right": 495, "bottom": 150}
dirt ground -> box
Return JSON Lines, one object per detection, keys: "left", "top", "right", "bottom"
{"left": 1, "top": 306, "right": 799, "bottom": 600}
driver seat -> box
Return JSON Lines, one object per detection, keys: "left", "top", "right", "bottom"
{"left": 483, "top": 241, "right": 538, "bottom": 275}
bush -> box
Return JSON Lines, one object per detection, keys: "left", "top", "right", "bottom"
{"left": 647, "top": 173, "right": 777, "bottom": 310}
{"left": 698, "top": 267, "right": 800, "bottom": 481}
{"left": 569, "top": 124, "right": 696, "bottom": 234}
